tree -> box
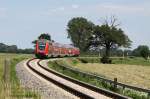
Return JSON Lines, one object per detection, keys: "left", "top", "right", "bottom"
{"left": 38, "top": 33, "right": 51, "bottom": 40}
{"left": 7, "top": 45, "right": 18, "bottom": 53}
{"left": 32, "top": 40, "right": 37, "bottom": 44}
{"left": 89, "top": 16, "right": 131, "bottom": 63}
{"left": 0, "top": 43, "right": 34, "bottom": 54}
{"left": 32, "top": 33, "right": 51, "bottom": 44}
{"left": 132, "top": 45, "right": 149, "bottom": 60}
{"left": 67, "top": 17, "right": 94, "bottom": 52}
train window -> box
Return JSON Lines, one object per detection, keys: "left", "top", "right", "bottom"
{"left": 38, "top": 42, "right": 46, "bottom": 50}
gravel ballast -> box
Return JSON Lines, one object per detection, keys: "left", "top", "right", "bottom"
{"left": 16, "top": 60, "right": 78, "bottom": 99}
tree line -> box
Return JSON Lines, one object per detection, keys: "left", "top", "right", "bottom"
{"left": 1, "top": 41, "right": 149, "bottom": 59}
{"left": 0, "top": 43, "right": 34, "bottom": 54}
{"left": 86, "top": 46, "right": 150, "bottom": 59}
{"left": 1, "top": 16, "right": 149, "bottom": 60}
{"left": 67, "top": 16, "right": 150, "bottom": 61}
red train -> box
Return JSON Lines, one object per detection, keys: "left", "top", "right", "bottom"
{"left": 35, "top": 39, "right": 80, "bottom": 58}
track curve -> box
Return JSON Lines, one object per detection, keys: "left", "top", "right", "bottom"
{"left": 26, "top": 58, "right": 130, "bottom": 99}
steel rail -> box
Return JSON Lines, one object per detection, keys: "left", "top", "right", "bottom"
{"left": 27, "top": 58, "right": 94, "bottom": 99}
{"left": 37, "top": 59, "right": 130, "bottom": 99}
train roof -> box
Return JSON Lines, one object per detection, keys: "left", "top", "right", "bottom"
{"left": 38, "top": 39, "right": 51, "bottom": 43}
{"left": 37, "top": 39, "right": 79, "bottom": 49}
{"left": 52, "top": 43, "right": 77, "bottom": 49}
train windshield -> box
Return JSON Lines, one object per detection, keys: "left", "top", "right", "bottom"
{"left": 38, "top": 42, "right": 46, "bottom": 50}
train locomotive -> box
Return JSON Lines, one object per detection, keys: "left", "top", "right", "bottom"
{"left": 35, "top": 39, "right": 80, "bottom": 58}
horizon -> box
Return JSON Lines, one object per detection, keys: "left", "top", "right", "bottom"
{"left": 0, "top": 0, "right": 150, "bottom": 49}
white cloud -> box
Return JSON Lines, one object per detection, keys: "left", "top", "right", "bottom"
{"left": 0, "top": 8, "right": 7, "bottom": 17}
{"left": 58, "top": 7, "right": 65, "bottom": 11}
{"left": 98, "top": 4, "right": 145, "bottom": 13}
{"left": 71, "top": 4, "right": 79, "bottom": 9}
{"left": 41, "top": 2, "right": 150, "bottom": 17}
{"left": 84, "top": 3, "right": 149, "bottom": 16}
{"left": 50, "top": 7, "right": 65, "bottom": 12}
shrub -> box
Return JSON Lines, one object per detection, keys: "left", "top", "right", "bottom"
{"left": 78, "top": 58, "right": 88, "bottom": 63}
{"left": 100, "top": 56, "right": 112, "bottom": 64}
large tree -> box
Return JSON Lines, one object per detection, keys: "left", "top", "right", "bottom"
{"left": 32, "top": 33, "right": 51, "bottom": 44}
{"left": 90, "top": 16, "right": 131, "bottom": 59}
{"left": 67, "top": 17, "right": 94, "bottom": 52}
{"left": 132, "top": 45, "right": 149, "bottom": 60}
{"left": 38, "top": 33, "right": 51, "bottom": 40}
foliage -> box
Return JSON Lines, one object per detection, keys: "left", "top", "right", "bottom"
{"left": 67, "top": 17, "right": 94, "bottom": 52}
{"left": 0, "top": 43, "right": 17, "bottom": 53}
{"left": 67, "top": 16, "right": 131, "bottom": 62}
{"left": 32, "top": 33, "right": 51, "bottom": 45}
{"left": 80, "top": 48, "right": 132, "bottom": 57}
{"left": 38, "top": 33, "right": 51, "bottom": 41}
{"left": 100, "top": 56, "right": 112, "bottom": 64}
{"left": 17, "top": 48, "right": 34, "bottom": 54}
{"left": 48, "top": 60, "right": 148, "bottom": 99}
{"left": 90, "top": 24, "right": 131, "bottom": 57}
{"left": 132, "top": 45, "right": 150, "bottom": 60}
{"left": 0, "top": 43, "right": 34, "bottom": 54}
{"left": 76, "top": 57, "right": 150, "bottom": 66}
{"left": 77, "top": 57, "right": 100, "bottom": 63}
{"left": 87, "top": 17, "right": 132, "bottom": 63}
{"left": 32, "top": 40, "right": 37, "bottom": 44}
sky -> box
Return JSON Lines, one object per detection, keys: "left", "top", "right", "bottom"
{"left": 0, "top": 0, "right": 150, "bottom": 49}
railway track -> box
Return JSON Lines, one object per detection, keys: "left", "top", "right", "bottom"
{"left": 26, "top": 58, "right": 130, "bottom": 99}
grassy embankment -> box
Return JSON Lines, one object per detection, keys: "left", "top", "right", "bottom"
{"left": 0, "top": 53, "right": 40, "bottom": 99}
{"left": 65, "top": 57, "right": 150, "bottom": 89}
{"left": 48, "top": 57, "right": 150, "bottom": 99}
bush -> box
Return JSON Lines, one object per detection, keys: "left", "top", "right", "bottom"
{"left": 129, "top": 56, "right": 135, "bottom": 59}
{"left": 77, "top": 58, "right": 100, "bottom": 63}
{"left": 79, "top": 58, "right": 88, "bottom": 63}
{"left": 100, "top": 56, "right": 112, "bottom": 64}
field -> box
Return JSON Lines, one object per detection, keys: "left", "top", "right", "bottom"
{"left": 0, "top": 53, "right": 33, "bottom": 80}
{"left": 0, "top": 53, "right": 40, "bottom": 99}
{"left": 63, "top": 57, "right": 150, "bottom": 89}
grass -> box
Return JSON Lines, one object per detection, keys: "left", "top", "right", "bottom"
{"left": 0, "top": 53, "right": 33, "bottom": 80}
{"left": 112, "top": 57, "right": 150, "bottom": 66}
{"left": 74, "top": 63, "right": 150, "bottom": 89}
{"left": 77, "top": 57, "right": 150, "bottom": 66}
{"left": 48, "top": 60, "right": 148, "bottom": 99}
{"left": 0, "top": 53, "right": 40, "bottom": 99}
{"left": 63, "top": 57, "right": 150, "bottom": 89}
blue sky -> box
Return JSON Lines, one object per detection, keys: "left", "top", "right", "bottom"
{"left": 0, "top": 0, "right": 150, "bottom": 49}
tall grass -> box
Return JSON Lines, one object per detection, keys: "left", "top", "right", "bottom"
{"left": 10, "top": 57, "right": 40, "bottom": 99}
{"left": 77, "top": 57, "right": 150, "bottom": 66}
{"left": 48, "top": 60, "right": 148, "bottom": 99}
{"left": 112, "top": 57, "right": 150, "bottom": 66}
{"left": 0, "top": 53, "right": 40, "bottom": 99}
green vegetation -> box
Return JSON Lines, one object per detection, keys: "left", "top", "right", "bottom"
{"left": 48, "top": 59, "right": 148, "bottom": 99}
{"left": 32, "top": 33, "right": 53, "bottom": 45}
{"left": 132, "top": 45, "right": 150, "bottom": 60}
{"left": 0, "top": 43, "right": 34, "bottom": 54}
{"left": 112, "top": 57, "right": 150, "bottom": 66}
{"left": 0, "top": 53, "right": 32, "bottom": 80}
{"left": 0, "top": 53, "right": 40, "bottom": 99}
{"left": 77, "top": 57, "right": 100, "bottom": 63}
{"left": 60, "top": 58, "right": 150, "bottom": 89}
{"left": 90, "top": 17, "right": 131, "bottom": 62}
{"left": 66, "top": 16, "right": 150, "bottom": 63}
{"left": 77, "top": 57, "right": 150, "bottom": 66}
{"left": 67, "top": 17, "right": 94, "bottom": 52}
{"left": 38, "top": 33, "right": 51, "bottom": 41}
{"left": 67, "top": 16, "right": 132, "bottom": 63}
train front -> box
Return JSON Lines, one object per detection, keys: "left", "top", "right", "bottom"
{"left": 35, "top": 39, "right": 49, "bottom": 58}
